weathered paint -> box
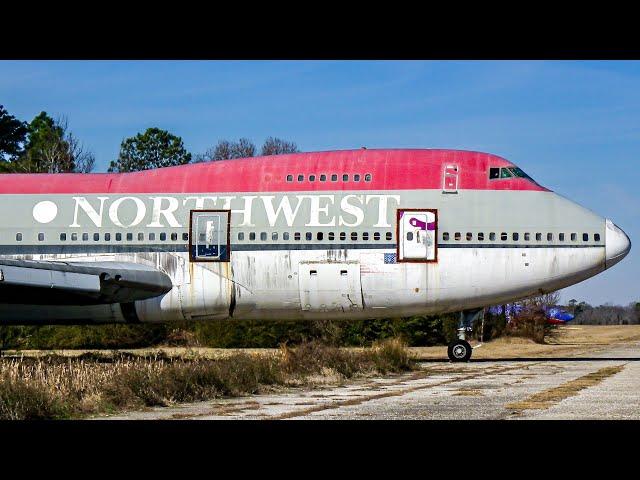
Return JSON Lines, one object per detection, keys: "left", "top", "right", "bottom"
{"left": 0, "top": 149, "right": 629, "bottom": 325}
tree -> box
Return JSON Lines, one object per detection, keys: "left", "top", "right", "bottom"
{"left": 109, "top": 127, "right": 192, "bottom": 172}
{"left": 8, "top": 112, "right": 95, "bottom": 173}
{"left": 261, "top": 136, "right": 299, "bottom": 156}
{"left": 0, "top": 105, "right": 28, "bottom": 167}
{"left": 195, "top": 138, "right": 257, "bottom": 163}
{"left": 195, "top": 137, "right": 299, "bottom": 162}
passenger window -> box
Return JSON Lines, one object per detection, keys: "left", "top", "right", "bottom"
{"left": 571, "top": 233, "right": 577, "bottom": 242}
{"left": 513, "top": 233, "right": 519, "bottom": 241}
{"left": 71, "top": 233, "right": 77, "bottom": 241}
{"left": 559, "top": 233, "right": 565, "bottom": 241}
{"left": 365, "top": 174, "right": 372, "bottom": 182}
{"left": 38, "top": 233, "right": 45, "bottom": 241}
{"left": 331, "top": 174, "right": 338, "bottom": 182}
{"left": 317, "top": 232, "right": 324, "bottom": 241}
{"left": 160, "top": 233, "right": 166, "bottom": 241}
{"left": 489, "top": 168, "right": 500, "bottom": 179}
{"left": 362, "top": 232, "right": 369, "bottom": 241}
{"left": 583, "top": 233, "right": 588, "bottom": 241}
{"left": 443, "top": 232, "right": 449, "bottom": 241}
{"left": 249, "top": 232, "right": 256, "bottom": 241}
{"left": 340, "top": 232, "right": 347, "bottom": 241}
{"left": 501, "top": 232, "right": 507, "bottom": 241}
{"left": 354, "top": 174, "right": 361, "bottom": 182}
{"left": 343, "top": 174, "right": 349, "bottom": 182}
{"left": 104, "top": 233, "right": 110, "bottom": 241}
{"left": 466, "top": 232, "right": 472, "bottom": 241}
{"left": 116, "top": 233, "right": 122, "bottom": 241}
{"left": 93, "top": 233, "right": 99, "bottom": 241}
{"left": 60, "top": 233, "right": 67, "bottom": 241}
{"left": 373, "top": 232, "right": 380, "bottom": 241}
{"left": 127, "top": 233, "right": 133, "bottom": 241}
{"left": 16, "top": 233, "right": 22, "bottom": 241}
{"left": 386, "top": 232, "right": 392, "bottom": 241}
{"left": 309, "top": 175, "right": 316, "bottom": 182}
{"left": 547, "top": 233, "right": 553, "bottom": 241}
{"left": 305, "top": 232, "right": 312, "bottom": 241}
{"left": 138, "top": 233, "right": 144, "bottom": 241}
{"left": 149, "top": 233, "right": 156, "bottom": 241}
{"left": 478, "top": 232, "right": 484, "bottom": 241}
{"left": 329, "top": 232, "right": 335, "bottom": 241}
{"left": 171, "top": 233, "right": 178, "bottom": 241}
{"left": 351, "top": 232, "right": 358, "bottom": 241}
{"left": 524, "top": 233, "right": 530, "bottom": 241}
{"left": 320, "top": 174, "right": 327, "bottom": 182}
{"left": 238, "top": 232, "right": 244, "bottom": 241}
{"left": 297, "top": 174, "right": 304, "bottom": 182}
{"left": 82, "top": 233, "right": 89, "bottom": 241}
{"left": 272, "top": 232, "right": 278, "bottom": 241}
{"left": 489, "top": 232, "right": 496, "bottom": 241}
{"left": 294, "top": 232, "right": 301, "bottom": 241}
{"left": 260, "top": 232, "right": 267, "bottom": 241}
{"left": 594, "top": 233, "right": 600, "bottom": 242}
{"left": 283, "top": 232, "right": 290, "bottom": 240}
{"left": 536, "top": 233, "right": 542, "bottom": 241}
{"left": 454, "top": 232, "right": 461, "bottom": 241}
{"left": 286, "top": 175, "right": 293, "bottom": 182}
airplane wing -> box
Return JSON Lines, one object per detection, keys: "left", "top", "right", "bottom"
{"left": 0, "top": 259, "right": 172, "bottom": 305}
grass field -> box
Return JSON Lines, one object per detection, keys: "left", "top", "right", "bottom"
{"left": 5, "top": 325, "right": 640, "bottom": 361}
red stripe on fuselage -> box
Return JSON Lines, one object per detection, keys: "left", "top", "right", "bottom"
{"left": 0, "top": 149, "right": 549, "bottom": 194}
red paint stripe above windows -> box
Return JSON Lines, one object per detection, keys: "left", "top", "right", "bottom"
{"left": 0, "top": 149, "right": 549, "bottom": 194}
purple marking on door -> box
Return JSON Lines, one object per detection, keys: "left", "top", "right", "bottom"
{"left": 409, "top": 217, "right": 427, "bottom": 230}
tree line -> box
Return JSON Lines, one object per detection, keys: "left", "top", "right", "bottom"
{"left": 0, "top": 104, "right": 299, "bottom": 174}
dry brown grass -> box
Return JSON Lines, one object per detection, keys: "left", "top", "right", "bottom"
{"left": 0, "top": 339, "right": 416, "bottom": 420}
{"left": 409, "top": 325, "right": 640, "bottom": 360}
{"left": 506, "top": 364, "right": 625, "bottom": 411}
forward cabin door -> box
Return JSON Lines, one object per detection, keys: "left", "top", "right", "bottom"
{"left": 397, "top": 209, "right": 437, "bottom": 262}
{"left": 298, "top": 262, "right": 363, "bottom": 312}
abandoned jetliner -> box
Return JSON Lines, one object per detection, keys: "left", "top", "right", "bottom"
{"left": 0, "top": 149, "right": 631, "bottom": 361}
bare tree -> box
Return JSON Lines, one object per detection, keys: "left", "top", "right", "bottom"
{"left": 18, "top": 115, "right": 95, "bottom": 173}
{"left": 195, "top": 138, "right": 257, "bottom": 162}
{"left": 261, "top": 137, "right": 299, "bottom": 156}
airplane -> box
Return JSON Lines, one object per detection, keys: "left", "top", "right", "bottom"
{"left": 487, "top": 304, "right": 575, "bottom": 324}
{"left": 0, "top": 149, "right": 631, "bottom": 361}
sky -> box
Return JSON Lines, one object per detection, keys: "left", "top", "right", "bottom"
{"left": 0, "top": 60, "right": 638, "bottom": 306}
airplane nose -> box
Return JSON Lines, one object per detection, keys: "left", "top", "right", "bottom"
{"left": 605, "top": 219, "right": 631, "bottom": 269}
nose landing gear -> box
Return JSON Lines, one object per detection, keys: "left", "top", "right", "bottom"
{"left": 447, "top": 309, "right": 483, "bottom": 362}
{"left": 448, "top": 339, "right": 472, "bottom": 362}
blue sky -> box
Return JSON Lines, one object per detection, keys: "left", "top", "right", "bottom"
{"left": 1, "top": 60, "right": 638, "bottom": 305}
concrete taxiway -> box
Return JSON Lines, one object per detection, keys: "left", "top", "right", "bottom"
{"left": 104, "top": 333, "right": 640, "bottom": 420}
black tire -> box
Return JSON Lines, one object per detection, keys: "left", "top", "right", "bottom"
{"left": 448, "top": 340, "right": 472, "bottom": 362}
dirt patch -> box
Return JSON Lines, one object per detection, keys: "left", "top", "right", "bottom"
{"left": 453, "top": 388, "right": 484, "bottom": 396}
{"left": 506, "top": 364, "right": 625, "bottom": 411}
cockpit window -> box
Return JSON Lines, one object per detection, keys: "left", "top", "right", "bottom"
{"left": 510, "top": 167, "right": 533, "bottom": 180}
{"left": 489, "top": 166, "right": 536, "bottom": 183}
{"left": 500, "top": 168, "right": 513, "bottom": 178}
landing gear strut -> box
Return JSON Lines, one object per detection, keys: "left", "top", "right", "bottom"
{"left": 447, "top": 309, "right": 483, "bottom": 362}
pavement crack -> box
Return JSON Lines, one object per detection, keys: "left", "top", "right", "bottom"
{"left": 270, "top": 364, "right": 530, "bottom": 420}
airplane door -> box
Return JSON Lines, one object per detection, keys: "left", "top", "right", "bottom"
{"left": 189, "top": 210, "right": 230, "bottom": 262}
{"left": 397, "top": 209, "right": 437, "bottom": 262}
{"left": 443, "top": 164, "right": 459, "bottom": 193}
